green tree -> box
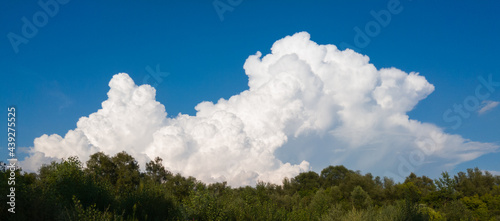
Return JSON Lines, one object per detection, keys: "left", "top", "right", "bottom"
{"left": 398, "top": 182, "right": 424, "bottom": 220}
{"left": 165, "top": 173, "right": 199, "bottom": 202}
{"left": 350, "top": 186, "right": 372, "bottom": 210}
{"left": 120, "top": 184, "right": 182, "bottom": 220}
{"left": 441, "top": 200, "right": 473, "bottom": 220}
{"left": 320, "top": 165, "right": 352, "bottom": 187}
{"left": 455, "top": 167, "right": 496, "bottom": 197}
{"left": 309, "top": 188, "right": 333, "bottom": 217}
{"left": 291, "top": 171, "right": 321, "bottom": 197}
{"left": 434, "top": 171, "right": 458, "bottom": 203}
{"left": 85, "top": 152, "right": 117, "bottom": 185}
{"left": 112, "top": 151, "right": 141, "bottom": 194}
{"left": 145, "top": 156, "right": 172, "bottom": 184}
{"left": 404, "top": 172, "right": 435, "bottom": 197}
{"left": 27, "top": 157, "right": 112, "bottom": 220}
{"left": 461, "top": 194, "right": 489, "bottom": 220}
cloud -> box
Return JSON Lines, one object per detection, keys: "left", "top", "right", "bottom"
{"left": 20, "top": 32, "right": 499, "bottom": 186}
{"left": 485, "top": 170, "right": 500, "bottom": 176}
{"left": 478, "top": 100, "right": 499, "bottom": 115}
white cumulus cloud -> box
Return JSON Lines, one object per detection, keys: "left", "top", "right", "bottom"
{"left": 478, "top": 100, "right": 499, "bottom": 115}
{"left": 20, "top": 32, "right": 499, "bottom": 186}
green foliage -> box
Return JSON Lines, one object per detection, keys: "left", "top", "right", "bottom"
{"left": 441, "top": 200, "right": 474, "bottom": 220}
{"left": 67, "top": 196, "right": 119, "bottom": 221}
{"left": 120, "top": 184, "right": 182, "bottom": 220}
{"left": 112, "top": 151, "right": 141, "bottom": 195}
{"left": 435, "top": 171, "right": 457, "bottom": 200}
{"left": 404, "top": 173, "right": 436, "bottom": 197}
{"left": 419, "top": 206, "right": 444, "bottom": 221}
{"left": 184, "top": 188, "right": 226, "bottom": 220}
{"left": 3, "top": 152, "right": 500, "bottom": 221}
{"left": 86, "top": 152, "right": 117, "bottom": 185}
{"left": 350, "top": 186, "right": 372, "bottom": 210}
{"left": 309, "top": 188, "right": 333, "bottom": 216}
{"left": 145, "top": 157, "right": 172, "bottom": 184}
{"left": 461, "top": 194, "right": 489, "bottom": 220}
{"left": 455, "top": 168, "right": 496, "bottom": 197}
{"left": 321, "top": 204, "right": 346, "bottom": 221}
{"left": 320, "top": 165, "right": 352, "bottom": 187}
{"left": 290, "top": 171, "right": 321, "bottom": 197}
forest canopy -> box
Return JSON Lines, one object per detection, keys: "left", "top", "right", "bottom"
{"left": 1, "top": 151, "right": 500, "bottom": 221}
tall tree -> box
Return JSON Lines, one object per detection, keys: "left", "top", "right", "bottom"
{"left": 145, "top": 157, "right": 172, "bottom": 184}
{"left": 350, "top": 186, "right": 372, "bottom": 210}
{"left": 112, "top": 151, "right": 141, "bottom": 194}
{"left": 292, "top": 171, "right": 321, "bottom": 197}
{"left": 86, "top": 152, "right": 117, "bottom": 185}
{"left": 320, "top": 165, "right": 352, "bottom": 187}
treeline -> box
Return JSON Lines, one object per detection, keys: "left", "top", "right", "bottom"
{"left": 1, "top": 151, "right": 500, "bottom": 221}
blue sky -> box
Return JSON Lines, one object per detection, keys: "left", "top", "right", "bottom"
{"left": 1, "top": 1, "right": 499, "bottom": 183}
